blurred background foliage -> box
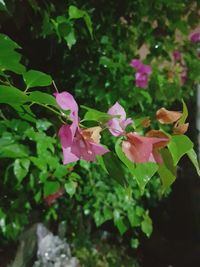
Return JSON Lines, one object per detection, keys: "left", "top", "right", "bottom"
{"left": 0, "top": 0, "right": 200, "bottom": 266}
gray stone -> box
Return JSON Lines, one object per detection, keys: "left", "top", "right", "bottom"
{"left": 8, "top": 223, "right": 79, "bottom": 267}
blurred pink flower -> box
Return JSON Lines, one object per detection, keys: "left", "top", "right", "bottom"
{"left": 190, "top": 31, "right": 200, "bottom": 43}
{"left": 173, "top": 50, "right": 181, "bottom": 61}
{"left": 180, "top": 64, "right": 188, "bottom": 85}
{"left": 107, "top": 102, "right": 132, "bottom": 136}
{"left": 130, "top": 59, "right": 152, "bottom": 88}
{"left": 122, "top": 132, "right": 169, "bottom": 164}
{"left": 55, "top": 92, "right": 108, "bottom": 164}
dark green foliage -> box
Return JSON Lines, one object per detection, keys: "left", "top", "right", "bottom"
{"left": 0, "top": 2, "right": 199, "bottom": 264}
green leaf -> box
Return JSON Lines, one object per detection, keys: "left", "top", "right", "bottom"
{"left": 134, "top": 163, "right": 158, "bottom": 194}
{"left": 11, "top": 104, "right": 36, "bottom": 123}
{"left": 113, "top": 210, "right": 127, "bottom": 235}
{"left": 128, "top": 208, "right": 140, "bottom": 227}
{"left": 96, "top": 155, "right": 108, "bottom": 173}
{"left": 141, "top": 212, "right": 153, "bottom": 237}
{"left": 0, "top": 143, "right": 29, "bottom": 158}
{"left": 30, "top": 156, "right": 47, "bottom": 171}
{"left": 6, "top": 119, "right": 30, "bottom": 133}
{"left": 115, "top": 217, "right": 127, "bottom": 235}
{"left": 64, "top": 29, "right": 76, "bottom": 49}
{"left": 27, "top": 91, "right": 58, "bottom": 107}
{"left": 158, "top": 148, "right": 177, "bottom": 193}
{"left": 158, "top": 164, "right": 176, "bottom": 194}
{"left": 57, "top": 21, "right": 72, "bottom": 37}
{"left": 36, "top": 119, "right": 52, "bottom": 132}
{"left": 69, "top": 5, "right": 85, "bottom": 19}
{"left": 34, "top": 190, "right": 42, "bottom": 203}
{"left": 99, "top": 56, "right": 113, "bottom": 68}
{"left": 187, "top": 148, "right": 200, "bottom": 176}
{"left": 103, "top": 152, "right": 127, "bottom": 186}
{"left": 0, "top": 34, "right": 26, "bottom": 74}
{"left": 94, "top": 211, "right": 107, "bottom": 227}
{"left": 178, "top": 99, "right": 188, "bottom": 125}
{"left": 53, "top": 165, "right": 68, "bottom": 179}
{"left": 64, "top": 180, "right": 77, "bottom": 197}
{"left": 0, "top": 0, "right": 6, "bottom": 11}
{"left": 83, "top": 13, "right": 93, "bottom": 38}
{"left": 160, "top": 148, "right": 177, "bottom": 176}
{"left": 0, "top": 85, "right": 28, "bottom": 105}
{"left": 131, "top": 238, "right": 139, "bottom": 249}
{"left": 14, "top": 158, "right": 30, "bottom": 183}
{"left": 81, "top": 105, "right": 111, "bottom": 123}
{"left": 23, "top": 70, "right": 52, "bottom": 89}
{"left": 68, "top": 5, "right": 93, "bottom": 38}
{"left": 44, "top": 181, "right": 60, "bottom": 197}
{"left": 168, "top": 135, "right": 193, "bottom": 165}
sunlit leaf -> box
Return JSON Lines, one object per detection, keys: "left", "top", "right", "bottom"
{"left": 64, "top": 180, "right": 77, "bottom": 197}
{"left": 134, "top": 162, "right": 158, "bottom": 194}
{"left": 141, "top": 212, "right": 153, "bottom": 237}
{"left": 14, "top": 158, "right": 30, "bottom": 183}
{"left": 187, "top": 148, "right": 200, "bottom": 176}
{"left": 0, "top": 85, "right": 28, "bottom": 105}
{"left": 23, "top": 70, "right": 52, "bottom": 89}
{"left": 81, "top": 105, "right": 111, "bottom": 123}
{"left": 27, "top": 91, "right": 58, "bottom": 107}
{"left": 0, "top": 34, "right": 25, "bottom": 74}
{"left": 168, "top": 135, "right": 193, "bottom": 165}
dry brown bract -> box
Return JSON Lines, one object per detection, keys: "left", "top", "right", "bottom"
{"left": 156, "top": 107, "right": 182, "bottom": 124}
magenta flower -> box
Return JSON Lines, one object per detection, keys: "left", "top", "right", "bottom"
{"left": 130, "top": 59, "right": 152, "bottom": 88}
{"left": 190, "top": 31, "right": 200, "bottom": 43}
{"left": 173, "top": 50, "right": 181, "bottom": 61}
{"left": 122, "top": 132, "right": 169, "bottom": 164}
{"left": 107, "top": 102, "right": 133, "bottom": 136}
{"left": 55, "top": 92, "right": 108, "bottom": 164}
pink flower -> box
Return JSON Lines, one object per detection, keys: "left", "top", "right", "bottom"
{"left": 122, "top": 132, "right": 169, "bottom": 164}
{"left": 59, "top": 126, "right": 108, "bottom": 164}
{"left": 55, "top": 92, "right": 79, "bottom": 146}
{"left": 173, "top": 50, "right": 181, "bottom": 61}
{"left": 190, "top": 31, "right": 200, "bottom": 43}
{"left": 130, "top": 59, "right": 152, "bottom": 88}
{"left": 107, "top": 102, "right": 133, "bottom": 136}
{"left": 55, "top": 92, "right": 108, "bottom": 164}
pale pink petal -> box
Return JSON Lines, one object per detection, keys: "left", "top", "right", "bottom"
{"left": 107, "top": 102, "right": 132, "bottom": 136}
{"left": 108, "top": 102, "right": 126, "bottom": 119}
{"left": 90, "top": 143, "right": 109, "bottom": 156}
{"left": 121, "top": 118, "right": 133, "bottom": 128}
{"left": 55, "top": 92, "right": 78, "bottom": 120}
{"left": 122, "top": 134, "right": 153, "bottom": 163}
{"left": 108, "top": 118, "right": 124, "bottom": 136}
{"left": 122, "top": 133, "right": 167, "bottom": 164}
{"left": 62, "top": 146, "right": 79, "bottom": 164}
{"left": 73, "top": 140, "right": 108, "bottom": 161}
{"left": 59, "top": 124, "right": 77, "bottom": 148}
